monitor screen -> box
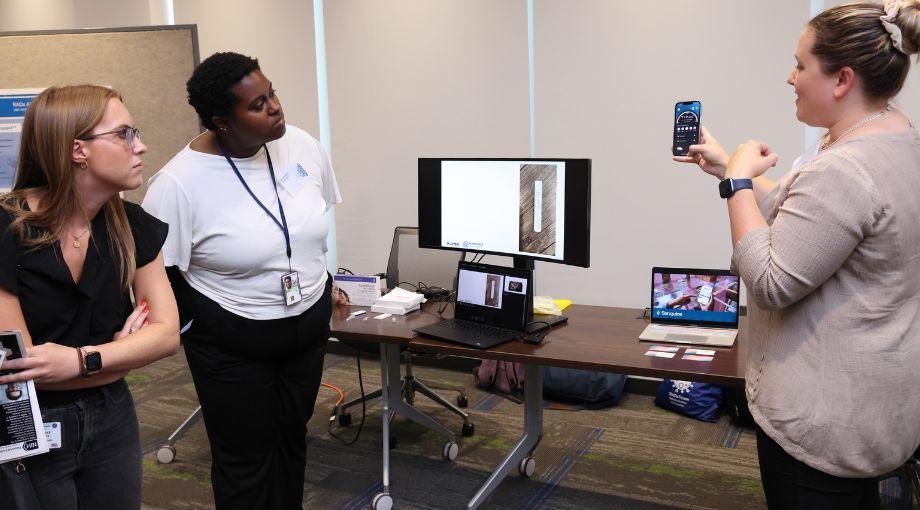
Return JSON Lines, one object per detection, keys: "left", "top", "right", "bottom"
{"left": 418, "top": 158, "right": 590, "bottom": 267}
{"left": 454, "top": 262, "right": 530, "bottom": 330}
{"left": 650, "top": 268, "right": 740, "bottom": 327}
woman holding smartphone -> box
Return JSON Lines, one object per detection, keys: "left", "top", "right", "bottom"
{"left": 677, "top": 2, "right": 920, "bottom": 507}
{"left": 0, "top": 85, "right": 180, "bottom": 509}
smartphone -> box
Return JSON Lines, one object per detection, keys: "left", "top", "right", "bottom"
{"left": 672, "top": 100, "right": 701, "bottom": 156}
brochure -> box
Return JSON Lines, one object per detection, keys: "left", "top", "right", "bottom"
{"left": 332, "top": 274, "right": 382, "bottom": 306}
{"left": 0, "top": 330, "right": 48, "bottom": 463}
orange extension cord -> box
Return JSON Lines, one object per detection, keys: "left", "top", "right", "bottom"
{"left": 321, "top": 382, "right": 345, "bottom": 407}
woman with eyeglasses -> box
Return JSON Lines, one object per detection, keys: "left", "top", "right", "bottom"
{"left": 0, "top": 85, "right": 180, "bottom": 509}
{"left": 143, "top": 52, "right": 343, "bottom": 509}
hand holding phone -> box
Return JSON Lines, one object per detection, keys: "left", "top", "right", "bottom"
{"left": 672, "top": 100, "right": 701, "bottom": 156}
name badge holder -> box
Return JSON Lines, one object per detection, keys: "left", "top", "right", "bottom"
{"left": 218, "top": 140, "right": 302, "bottom": 306}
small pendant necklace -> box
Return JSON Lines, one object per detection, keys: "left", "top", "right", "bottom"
{"left": 68, "top": 228, "right": 89, "bottom": 248}
{"left": 820, "top": 105, "right": 892, "bottom": 151}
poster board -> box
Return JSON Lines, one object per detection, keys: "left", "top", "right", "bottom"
{"left": 0, "top": 88, "right": 43, "bottom": 191}
{"left": 0, "top": 25, "right": 200, "bottom": 203}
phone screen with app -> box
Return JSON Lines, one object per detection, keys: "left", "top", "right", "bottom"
{"left": 672, "top": 101, "right": 701, "bottom": 156}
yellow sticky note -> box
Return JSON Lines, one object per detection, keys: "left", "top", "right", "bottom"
{"left": 553, "top": 299, "right": 572, "bottom": 311}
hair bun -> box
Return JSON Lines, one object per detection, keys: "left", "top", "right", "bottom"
{"left": 895, "top": 0, "right": 920, "bottom": 55}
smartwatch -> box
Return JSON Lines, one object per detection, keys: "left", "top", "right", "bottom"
{"left": 79, "top": 347, "right": 102, "bottom": 377}
{"left": 718, "top": 178, "right": 754, "bottom": 199}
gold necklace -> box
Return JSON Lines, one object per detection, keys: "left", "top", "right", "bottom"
{"left": 67, "top": 227, "right": 90, "bottom": 248}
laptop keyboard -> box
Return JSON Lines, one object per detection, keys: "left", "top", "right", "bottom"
{"left": 664, "top": 333, "right": 710, "bottom": 343}
{"left": 651, "top": 325, "right": 714, "bottom": 335}
{"left": 441, "top": 320, "right": 519, "bottom": 340}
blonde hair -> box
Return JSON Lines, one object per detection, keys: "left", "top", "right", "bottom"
{"left": 809, "top": 1, "right": 920, "bottom": 100}
{"left": 0, "top": 85, "right": 136, "bottom": 291}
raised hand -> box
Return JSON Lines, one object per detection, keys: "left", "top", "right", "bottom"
{"left": 673, "top": 126, "right": 730, "bottom": 180}
{"left": 726, "top": 140, "right": 779, "bottom": 180}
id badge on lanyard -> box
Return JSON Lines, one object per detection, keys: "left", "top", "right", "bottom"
{"left": 282, "top": 271, "right": 302, "bottom": 305}
{"left": 218, "top": 140, "right": 302, "bottom": 306}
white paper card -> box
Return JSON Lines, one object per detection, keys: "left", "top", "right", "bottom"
{"left": 685, "top": 348, "right": 716, "bottom": 356}
{"left": 44, "top": 422, "right": 61, "bottom": 449}
{"left": 278, "top": 162, "right": 309, "bottom": 196}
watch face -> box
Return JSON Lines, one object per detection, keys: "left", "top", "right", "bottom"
{"left": 718, "top": 179, "right": 733, "bottom": 198}
{"left": 85, "top": 351, "right": 102, "bottom": 373}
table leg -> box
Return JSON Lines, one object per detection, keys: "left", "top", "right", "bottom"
{"left": 466, "top": 363, "right": 543, "bottom": 510}
{"left": 380, "top": 344, "right": 393, "bottom": 491}
{"left": 373, "top": 343, "right": 393, "bottom": 509}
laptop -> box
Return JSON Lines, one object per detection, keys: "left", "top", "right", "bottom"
{"left": 413, "top": 261, "right": 531, "bottom": 349}
{"left": 638, "top": 267, "right": 741, "bottom": 347}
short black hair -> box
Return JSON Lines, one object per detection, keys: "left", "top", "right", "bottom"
{"left": 186, "top": 52, "right": 260, "bottom": 131}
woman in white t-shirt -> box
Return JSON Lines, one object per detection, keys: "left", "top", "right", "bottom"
{"left": 142, "top": 52, "right": 343, "bottom": 510}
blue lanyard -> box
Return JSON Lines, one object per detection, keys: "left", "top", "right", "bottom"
{"left": 217, "top": 140, "right": 292, "bottom": 263}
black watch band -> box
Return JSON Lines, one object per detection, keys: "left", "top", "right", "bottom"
{"left": 718, "top": 178, "right": 754, "bottom": 199}
{"left": 79, "top": 347, "right": 102, "bottom": 377}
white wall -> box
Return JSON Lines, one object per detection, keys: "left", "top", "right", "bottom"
{"left": 0, "top": 0, "right": 76, "bottom": 31}
{"left": 174, "top": 0, "right": 321, "bottom": 136}
{"left": 531, "top": 0, "right": 809, "bottom": 307}
{"left": 326, "top": 0, "right": 531, "bottom": 276}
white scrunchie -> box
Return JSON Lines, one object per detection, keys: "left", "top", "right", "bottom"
{"left": 881, "top": 0, "right": 908, "bottom": 54}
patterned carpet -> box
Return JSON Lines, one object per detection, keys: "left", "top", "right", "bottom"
{"left": 131, "top": 343, "right": 770, "bottom": 509}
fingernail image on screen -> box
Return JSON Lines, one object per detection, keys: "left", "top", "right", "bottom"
{"left": 519, "top": 164, "right": 556, "bottom": 255}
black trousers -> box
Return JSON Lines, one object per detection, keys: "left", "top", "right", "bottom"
{"left": 756, "top": 425, "right": 880, "bottom": 510}
{"left": 182, "top": 278, "right": 332, "bottom": 510}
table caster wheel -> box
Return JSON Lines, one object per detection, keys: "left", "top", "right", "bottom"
{"left": 372, "top": 492, "right": 393, "bottom": 510}
{"left": 442, "top": 441, "right": 459, "bottom": 461}
{"left": 156, "top": 445, "right": 176, "bottom": 464}
{"left": 518, "top": 456, "right": 536, "bottom": 478}
{"left": 338, "top": 412, "right": 353, "bottom": 427}
{"left": 461, "top": 422, "right": 475, "bottom": 437}
{"left": 457, "top": 394, "right": 468, "bottom": 408}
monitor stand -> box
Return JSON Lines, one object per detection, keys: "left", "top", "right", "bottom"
{"left": 515, "top": 257, "right": 569, "bottom": 334}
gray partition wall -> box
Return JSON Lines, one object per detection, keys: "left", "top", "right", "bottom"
{"left": 0, "top": 25, "right": 200, "bottom": 204}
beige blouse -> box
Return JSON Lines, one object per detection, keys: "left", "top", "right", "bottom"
{"left": 732, "top": 128, "right": 920, "bottom": 477}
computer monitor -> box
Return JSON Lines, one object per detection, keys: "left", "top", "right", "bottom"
{"left": 417, "top": 158, "right": 591, "bottom": 268}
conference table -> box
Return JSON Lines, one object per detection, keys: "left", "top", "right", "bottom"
{"left": 330, "top": 303, "right": 746, "bottom": 510}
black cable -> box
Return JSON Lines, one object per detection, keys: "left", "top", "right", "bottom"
{"left": 437, "top": 291, "right": 456, "bottom": 319}
{"left": 337, "top": 267, "right": 354, "bottom": 275}
{"left": 526, "top": 320, "right": 552, "bottom": 329}
{"left": 328, "top": 349, "right": 367, "bottom": 445}
{"left": 397, "top": 281, "right": 454, "bottom": 301}
{"left": 396, "top": 281, "right": 420, "bottom": 291}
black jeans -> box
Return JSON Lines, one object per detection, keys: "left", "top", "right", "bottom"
{"left": 756, "top": 425, "right": 879, "bottom": 510}
{"left": 0, "top": 379, "right": 142, "bottom": 510}
{"left": 181, "top": 277, "right": 332, "bottom": 510}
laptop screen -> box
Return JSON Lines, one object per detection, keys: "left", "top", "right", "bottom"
{"left": 454, "top": 262, "right": 530, "bottom": 331}
{"left": 650, "top": 267, "right": 740, "bottom": 327}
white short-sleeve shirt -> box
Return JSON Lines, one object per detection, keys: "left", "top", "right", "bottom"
{"left": 142, "top": 125, "right": 342, "bottom": 320}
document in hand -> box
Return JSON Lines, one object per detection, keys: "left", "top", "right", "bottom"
{"left": 371, "top": 287, "right": 426, "bottom": 315}
{"left": 0, "top": 330, "right": 49, "bottom": 463}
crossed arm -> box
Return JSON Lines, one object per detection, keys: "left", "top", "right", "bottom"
{"left": 0, "top": 251, "right": 180, "bottom": 389}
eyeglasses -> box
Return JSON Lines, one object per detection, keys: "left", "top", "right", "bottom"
{"left": 80, "top": 126, "right": 141, "bottom": 148}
